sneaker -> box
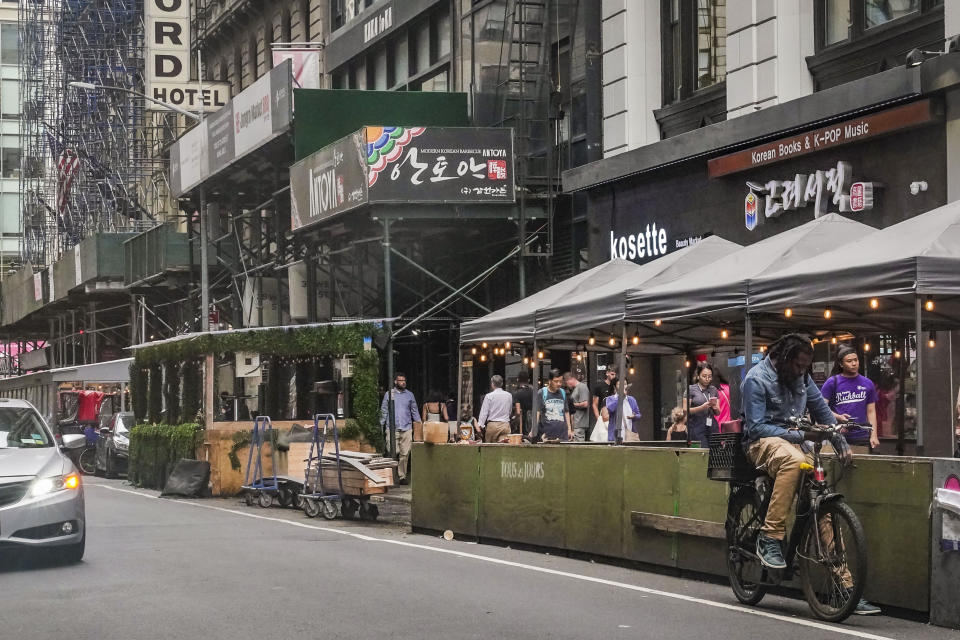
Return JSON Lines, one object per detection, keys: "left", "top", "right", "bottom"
{"left": 854, "top": 599, "right": 881, "bottom": 616}
{"left": 756, "top": 534, "right": 787, "bottom": 569}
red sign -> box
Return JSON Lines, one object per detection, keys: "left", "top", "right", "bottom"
{"left": 708, "top": 100, "right": 939, "bottom": 178}
{"left": 208, "top": 308, "right": 220, "bottom": 324}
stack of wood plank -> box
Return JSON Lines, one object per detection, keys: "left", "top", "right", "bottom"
{"left": 305, "top": 450, "right": 397, "bottom": 495}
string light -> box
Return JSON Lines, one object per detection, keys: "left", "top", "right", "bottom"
{"left": 504, "top": 341, "right": 511, "bottom": 350}
{"left": 721, "top": 329, "right": 729, "bottom": 339}
{"left": 759, "top": 345, "right": 766, "bottom": 353}
{"left": 470, "top": 347, "right": 477, "bottom": 355}
{"left": 864, "top": 342, "right": 871, "bottom": 352}
{"left": 784, "top": 308, "right": 793, "bottom": 318}
{"left": 632, "top": 331, "right": 640, "bottom": 345}
{"left": 529, "top": 360, "right": 536, "bottom": 369}
{"left": 480, "top": 353, "right": 487, "bottom": 362}
{"left": 869, "top": 298, "right": 879, "bottom": 310}
{"left": 608, "top": 336, "right": 616, "bottom": 347}
{"left": 684, "top": 359, "right": 691, "bottom": 368}
{"left": 928, "top": 331, "right": 937, "bottom": 348}
{"left": 894, "top": 349, "right": 902, "bottom": 359}
{"left": 925, "top": 296, "right": 935, "bottom": 312}
{"left": 823, "top": 307, "right": 832, "bottom": 319}
{"left": 831, "top": 335, "right": 837, "bottom": 344}
{"left": 575, "top": 353, "right": 583, "bottom": 362}
{"left": 523, "top": 356, "right": 529, "bottom": 364}
{"left": 588, "top": 332, "right": 596, "bottom": 346}
{"left": 537, "top": 350, "right": 544, "bottom": 359}
{"left": 481, "top": 342, "right": 488, "bottom": 349}
{"left": 629, "top": 367, "right": 636, "bottom": 375}
{"left": 654, "top": 319, "right": 662, "bottom": 327}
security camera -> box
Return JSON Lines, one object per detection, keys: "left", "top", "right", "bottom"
{"left": 909, "top": 181, "right": 928, "bottom": 196}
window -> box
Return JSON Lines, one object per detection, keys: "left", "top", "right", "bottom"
{"left": 0, "top": 23, "right": 17, "bottom": 66}
{"left": 414, "top": 69, "right": 448, "bottom": 92}
{"left": 661, "top": 0, "right": 726, "bottom": 105}
{"left": 817, "top": 1, "right": 941, "bottom": 50}
{"left": 390, "top": 34, "right": 409, "bottom": 87}
{"left": 3, "top": 145, "right": 20, "bottom": 179}
{"left": 1, "top": 79, "right": 17, "bottom": 119}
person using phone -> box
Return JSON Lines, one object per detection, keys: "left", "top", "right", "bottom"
{"left": 685, "top": 362, "right": 718, "bottom": 447}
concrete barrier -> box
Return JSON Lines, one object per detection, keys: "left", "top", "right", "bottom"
{"left": 412, "top": 443, "right": 942, "bottom": 618}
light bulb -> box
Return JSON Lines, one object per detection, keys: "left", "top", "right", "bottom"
{"left": 470, "top": 347, "right": 477, "bottom": 355}
{"left": 576, "top": 353, "right": 582, "bottom": 362}
{"left": 925, "top": 296, "right": 934, "bottom": 312}
{"left": 588, "top": 333, "right": 595, "bottom": 346}
{"left": 869, "top": 298, "right": 879, "bottom": 310}
{"left": 608, "top": 336, "right": 616, "bottom": 347}
{"left": 684, "top": 360, "right": 690, "bottom": 368}
{"left": 632, "top": 333, "right": 640, "bottom": 345}
{"left": 759, "top": 345, "right": 766, "bottom": 353}
{"left": 823, "top": 307, "right": 832, "bottom": 319}
{"left": 481, "top": 342, "right": 488, "bottom": 349}
{"left": 654, "top": 319, "right": 662, "bottom": 327}
{"left": 523, "top": 356, "right": 529, "bottom": 364}
{"left": 480, "top": 354, "right": 487, "bottom": 362}
{"left": 864, "top": 343, "right": 871, "bottom": 352}
{"left": 894, "top": 350, "right": 901, "bottom": 359}
{"left": 629, "top": 367, "right": 635, "bottom": 375}
{"left": 537, "top": 350, "right": 544, "bottom": 359}
{"left": 831, "top": 336, "right": 837, "bottom": 344}
{"left": 721, "top": 329, "right": 729, "bottom": 339}
{"left": 928, "top": 331, "right": 937, "bottom": 348}
{"left": 784, "top": 308, "right": 793, "bottom": 318}
{"left": 504, "top": 341, "right": 511, "bottom": 349}
{"left": 529, "top": 360, "right": 536, "bottom": 369}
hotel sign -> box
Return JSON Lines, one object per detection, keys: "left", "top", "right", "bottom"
{"left": 708, "top": 100, "right": 938, "bottom": 178}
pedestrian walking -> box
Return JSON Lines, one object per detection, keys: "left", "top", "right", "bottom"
{"left": 478, "top": 375, "right": 513, "bottom": 443}
{"left": 421, "top": 390, "right": 449, "bottom": 423}
{"left": 379, "top": 372, "right": 419, "bottom": 484}
{"left": 592, "top": 368, "right": 617, "bottom": 420}
{"left": 513, "top": 371, "right": 534, "bottom": 436}
{"left": 604, "top": 379, "right": 641, "bottom": 442}
{"left": 685, "top": 362, "right": 718, "bottom": 447}
{"left": 821, "top": 345, "right": 879, "bottom": 450}
{"left": 536, "top": 368, "right": 572, "bottom": 442}
{"left": 564, "top": 371, "right": 590, "bottom": 442}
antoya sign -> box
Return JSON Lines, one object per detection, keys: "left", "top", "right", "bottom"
{"left": 743, "top": 160, "right": 877, "bottom": 231}
{"left": 146, "top": 0, "right": 230, "bottom": 112}
{"left": 290, "top": 126, "right": 515, "bottom": 231}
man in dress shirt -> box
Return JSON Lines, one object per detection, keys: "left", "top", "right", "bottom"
{"left": 380, "top": 372, "right": 420, "bottom": 484}
{"left": 478, "top": 375, "right": 513, "bottom": 443}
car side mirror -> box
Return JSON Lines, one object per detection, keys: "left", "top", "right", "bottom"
{"left": 100, "top": 427, "right": 111, "bottom": 435}
{"left": 61, "top": 433, "right": 86, "bottom": 450}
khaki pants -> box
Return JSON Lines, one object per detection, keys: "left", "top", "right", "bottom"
{"left": 484, "top": 421, "right": 511, "bottom": 443}
{"left": 747, "top": 437, "right": 852, "bottom": 587}
{"left": 397, "top": 429, "right": 412, "bottom": 480}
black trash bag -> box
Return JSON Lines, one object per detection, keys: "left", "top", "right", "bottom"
{"left": 161, "top": 459, "right": 211, "bottom": 498}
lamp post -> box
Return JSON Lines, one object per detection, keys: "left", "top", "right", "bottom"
{"left": 70, "top": 80, "right": 215, "bottom": 424}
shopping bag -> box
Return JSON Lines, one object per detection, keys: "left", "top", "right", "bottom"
{"left": 590, "top": 417, "right": 608, "bottom": 442}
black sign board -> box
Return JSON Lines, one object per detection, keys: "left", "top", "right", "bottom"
{"left": 290, "top": 131, "right": 368, "bottom": 231}
{"left": 366, "top": 126, "right": 515, "bottom": 203}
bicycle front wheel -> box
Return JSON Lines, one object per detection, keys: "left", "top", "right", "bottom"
{"left": 725, "top": 487, "right": 767, "bottom": 605}
{"left": 78, "top": 448, "right": 97, "bottom": 475}
{"left": 798, "top": 500, "right": 867, "bottom": 622}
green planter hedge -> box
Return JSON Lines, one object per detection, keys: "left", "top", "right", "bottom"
{"left": 128, "top": 423, "right": 204, "bottom": 490}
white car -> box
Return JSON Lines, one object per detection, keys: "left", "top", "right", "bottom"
{"left": 0, "top": 399, "right": 86, "bottom": 562}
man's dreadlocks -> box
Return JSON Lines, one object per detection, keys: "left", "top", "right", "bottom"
{"left": 766, "top": 332, "right": 814, "bottom": 385}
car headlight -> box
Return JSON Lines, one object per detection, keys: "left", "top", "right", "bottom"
{"left": 29, "top": 474, "right": 81, "bottom": 497}
{"left": 115, "top": 434, "right": 129, "bottom": 450}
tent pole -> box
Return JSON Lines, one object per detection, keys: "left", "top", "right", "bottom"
{"left": 531, "top": 337, "right": 539, "bottom": 439}
{"left": 915, "top": 295, "right": 924, "bottom": 455}
{"left": 456, "top": 342, "right": 463, "bottom": 439}
{"left": 617, "top": 324, "right": 627, "bottom": 444}
{"left": 744, "top": 314, "right": 753, "bottom": 372}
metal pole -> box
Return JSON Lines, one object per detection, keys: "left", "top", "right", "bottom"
{"left": 915, "top": 295, "right": 924, "bottom": 455}
{"left": 744, "top": 314, "right": 753, "bottom": 372}
{"left": 200, "top": 188, "right": 209, "bottom": 332}
{"left": 617, "top": 324, "right": 627, "bottom": 444}
{"left": 383, "top": 218, "right": 397, "bottom": 458}
{"left": 531, "top": 337, "right": 539, "bottom": 438}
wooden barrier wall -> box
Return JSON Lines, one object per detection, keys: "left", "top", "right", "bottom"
{"left": 411, "top": 444, "right": 932, "bottom": 613}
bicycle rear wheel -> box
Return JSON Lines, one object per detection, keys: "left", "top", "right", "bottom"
{"left": 798, "top": 500, "right": 867, "bottom": 622}
{"left": 78, "top": 448, "right": 96, "bottom": 475}
{"left": 725, "top": 487, "right": 767, "bottom": 605}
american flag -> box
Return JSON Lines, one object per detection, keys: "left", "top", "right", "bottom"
{"left": 56, "top": 148, "right": 81, "bottom": 214}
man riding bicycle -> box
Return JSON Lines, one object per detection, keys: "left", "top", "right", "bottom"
{"left": 741, "top": 333, "right": 880, "bottom": 615}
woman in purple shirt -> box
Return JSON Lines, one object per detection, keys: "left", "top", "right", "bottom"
{"left": 820, "top": 345, "right": 879, "bottom": 449}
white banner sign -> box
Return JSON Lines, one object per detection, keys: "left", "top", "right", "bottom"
{"left": 272, "top": 49, "right": 321, "bottom": 89}
{"left": 145, "top": 0, "right": 230, "bottom": 113}
{"left": 233, "top": 71, "right": 274, "bottom": 157}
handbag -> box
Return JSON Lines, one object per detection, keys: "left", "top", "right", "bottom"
{"left": 590, "top": 416, "right": 608, "bottom": 442}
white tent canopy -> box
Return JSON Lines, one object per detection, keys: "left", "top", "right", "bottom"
{"left": 624, "top": 213, "right": 876, "bottom": 323}
{"left": 748, "top": 200, "right": 960, "bottom": 313}
{"left": 534, "top": 235, "right": 742, "bottom": 338}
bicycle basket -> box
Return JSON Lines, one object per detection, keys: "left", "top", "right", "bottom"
{"left": 707, "top": 433, "right": 753, "bottom": 481}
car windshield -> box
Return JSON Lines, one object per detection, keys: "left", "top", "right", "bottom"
{"left": 0, "top": 407, "right": 52, "bottom": 448}
{"left": 115, "top": 413, "right": 134, "bottom": 435}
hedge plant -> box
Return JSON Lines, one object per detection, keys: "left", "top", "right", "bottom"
{"left": 128, "top": 423, "right": 204, "bottom": 489}
{"left": 181, "top": 359, "right": 201, "bottom": 422}
{"left": 147, "top": 363, "right": 163, "bottom": 424}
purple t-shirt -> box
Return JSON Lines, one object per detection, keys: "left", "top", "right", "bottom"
{"left": 821, "top": 374, "right": 877, "bottom": 442}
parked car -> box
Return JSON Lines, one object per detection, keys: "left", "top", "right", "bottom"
{"left": 0, "top": 399, "right": 86, "bottom": 562}
{"left": 95, "top": 412, "right": 133, "bottom": 479}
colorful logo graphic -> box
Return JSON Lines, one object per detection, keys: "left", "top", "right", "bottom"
{"left": 745, "top": 192, "right": 758, "bottom": 231}
{"left": 365, "top": 126, "right": 426, "bottom": 187}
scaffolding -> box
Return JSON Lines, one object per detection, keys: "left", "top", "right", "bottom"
{"left": 19, "top": 0, "right": 172, "bottom": 268}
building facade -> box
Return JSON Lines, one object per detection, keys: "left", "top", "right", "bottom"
{"left": 563, "top": 0, "right": 960, "bottom": 455}
{"left": 0, "top": 2, "right": 19, "bottom": 277}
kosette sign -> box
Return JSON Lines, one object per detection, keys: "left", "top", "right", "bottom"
{"left": 609, "top": 223, "right": 669, "bottom": 262}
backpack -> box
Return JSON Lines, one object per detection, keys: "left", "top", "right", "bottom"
{"left": 540, "top": 387, "right": 567, "bottom": 413}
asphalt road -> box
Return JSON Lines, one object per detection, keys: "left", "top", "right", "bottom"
{"left": 1, "top": 478, "right": 955, "bottom": 640}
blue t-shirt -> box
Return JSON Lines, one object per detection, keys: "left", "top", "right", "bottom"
{"left": 538, "top": 388, "right": 568, "bottom": 440}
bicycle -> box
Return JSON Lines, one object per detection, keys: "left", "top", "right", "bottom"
{"left": 712, "top": 417, "right": 870, "bottom": 622}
